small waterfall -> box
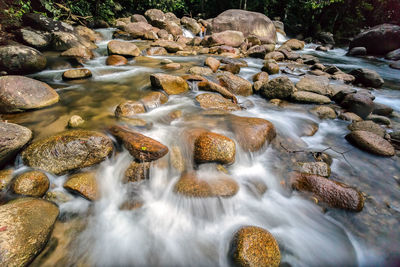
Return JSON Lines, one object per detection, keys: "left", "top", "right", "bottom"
{"left": 277, "top": 32, "right": 289, "bottom": 44}
{"left": 96, "top": 28, "right": 117, "bottom": 41}
{"left": 182, "top": 27, "right": 195, "bottom": 38}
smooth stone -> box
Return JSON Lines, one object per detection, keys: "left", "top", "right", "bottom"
{"left": 194, "top": 131, "right": 235, "bottom": 165}
{"left": 0, "top": 45, "right": 47, "bottom": 74}
{"left": 348, "top": 121, "right": 386, "bottom": 137}
{"left": 260, "top": 76, "right": 295, "bottom": 100}
{"left": 67, "top": 115, "right": 85, "bottom": 128}
{"left": 63, "top": 172, "right": 98, "bottom": 201}
{"left": 12, "top": 171, "right": 49, "bottom": 197}
{"left": 195, "top": 93, "right": 241, "bottom": 111}
{"left": 0, "top": 122, "right": 32, "bottom": 167}
{"left": 310, "top": 106, "right": 336, "bottom": 119}
{"left": 115, "top": 101, "right": 146, "bottom": 118}
{"left": 345, "top": 130, "right": 395, "bottom": 156}
{"left": 291, "top": 91, "right": 331, "bottom": 104}
{"left": 218, "top": 72, "right": 253, "bottom": 96}
{"left": 294, "top": 162, "right": 331, "bottom": 177}
{"left": 62, "top": 68, "right": 92, "bottom": 80}
{"left": 107, "top": 40, "right": 140, "bottom": 57}
{"left": 106, "top": 55, "right": 128, "bottom": 66}
{"left": 150, "top": 73, "right": 189, "bottom": 95}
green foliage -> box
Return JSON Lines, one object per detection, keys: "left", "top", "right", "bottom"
{"left": 2, "top": 0, "right": 31, "bottom": 22}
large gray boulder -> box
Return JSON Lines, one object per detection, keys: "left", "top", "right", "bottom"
{"left": 0, "top": 45, "right": 46, "bottom": 74}
{"left": 0, "top": 75, "right": 59, "bottom": 113}
{"left": 349, "top": 24, "right": 400, "bottom": 55}
{"left": 209, "top": 9, "right": 276, "bottom": 44}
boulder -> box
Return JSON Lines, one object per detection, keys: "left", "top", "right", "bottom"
{"left": 194, "top": 132, "right": 236, "bottom": 165}
{"left": 61, "top": 46, "right": 94, "bottom": 60}
{"left": 51, "top": 31, "right": 96, "bottom": 51}
{"left": 220, "top": 63, "right": 241, "bottom": 74}
{"left": 145, "top": 46, "right": 168, "bottom": 56}
{"left": 151, "top": 40, "right": 184, "bottom": 52}
{"left": 208, "top": 30, "right": 245, "bottom": 47}
{"left": 150, "top": 73, "right": 189, "bottom": 95}
{"left": 22, "top": 13, "right": 73, "bottom": 32}
{"left": 295, "top": 75, "right": 329, "bottom": 95}
{"left": 174, "top": 171, "right": 239, "bottom": 198}
{"left": 345, "top": 131, "right": 395, "bottom": 156}
{"left": 63, "top": 172, "right": 98, "bottom": 200}
{"left": 389, "top": 132, "right": 400, "bottom": 150}
{"left": 294, "top": 162, "right": 331, "bottom": 177}
{"left": 339, "top": 112, "right": 363, "bottom": 122}
{"left": 189, "top": 67, "right": 213, "bottom": 76}
{"left": 315, "top": 32, "right": 335, "bottom": 46}
{"left": 131, "top": 14, "right": 148, "bottom": 23}
{"left": 195, "top": 93, "right": 241, "bottom": 111}
{"left": 18, "top": 29, "right": 51, "bottom": 49}
{"left": 75, "top": 25, "right": 102, "bottom": 42}
{"left": 115, "top": 101, "right": 146, "bottom": 118}
{"left": 106, "top": 55, "right": 128, "bottom": 66}
{"left": 12, "top": 171, "right": 49, "bottom": 197}
{"left": 310, "top": 106, "right": 336, "bottom": 119}
{"left": 124, "top": 162, "right": 150, "bottom": 183}
{"left": 229, "top": 226, "right": 281, "bottom": 267}
{"left": 205, "top": 57, "right": 220, "bottom": 72}
{"left": 0, "top": 198, "right": 59, "bottom": 266}
{"left": 218, "top": 72, "right": 253, "bottom": 96}
{"left": 349, "top": 68, "right": 384, "bottom": 88}
{"left": 0, "top": 45, "right": 46, "bottom": 74}
{"left": 0, "top": 75, "right": 59, "bottom": 113}
{"left": 372, "top": 102, "right": 393, "bottom": 116}
{"left": 62, "top": 68, "right": 92, "bottom": 80}
{"left": 22, "top": 130, "right": 113, "bottom": 175}
{"left": 262, "top": 60, "right": 280, "bottom": 74}
{"left": 107, "top": 40, "right": 140, "bottom": 57}
{"left": 209, "top": 9, "right": 276, "bottom": 44}
{"left": 260, "top": 76, "right": 295, "bottom": 99}
{"left": 181, "top": 17, "right": 201, "bottom": 35}
{"left": 264, "top": 51, "right": 284, "bottom": 61}
{"left": 291, "top": 91, "right": 331, "bottom": 104}
{"left": 282, "top": 39, "right": 304, "bottom": 50}
{"left": 108, "top": 125, "right": 168, "bottom": 162}
{"left": 346, "top": 47, "right": 367, "bottom": 56}
{"left": 349, "top": 24, "right": 400, "bottom": 55}
{"left": 340, "top": 93, "right": 374, "bottom": 119}
{"left": 0, "top": 122, "right": 32, "bottom": 167}
{"left": 366, "top": 114, "right": 391, "bottom": 126}
{"left": 247, "top": 44, "right": 275, "bottom": 58}
{"left": 290, "top": 172, "right": 364, "bottom": 211}
{"left": 348, "top": 121, "right": 385, "bottom": 137}
{"left": 229, "top": 115, "right": 276, "bottom": 152}
{"left": 123, "top": 22, "right": 153, "bottom": 39}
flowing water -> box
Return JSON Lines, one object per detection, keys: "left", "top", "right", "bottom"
{"left": 3, "top": 29, "right": 400, "bottom": 266}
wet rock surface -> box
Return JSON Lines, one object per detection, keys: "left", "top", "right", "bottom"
{"left": 194, "top": 131, "right": 236, "bottom": 165}
{"left": 63, "top": 172, "right": 99, "bottom": 200}
{"left": 229, "top": 226, "right": 281, "bottom": 267}
{"left": 0, "top": 122, "right": 32, "bottom": 167}
{"left": 346, "top": 131, "right": 395, "bottom": 157}
{"left": 22, "top": 130, "right": 113, "bottom": 175}
{"left": 12, "top": 171, "right": 50, "bottom": 197}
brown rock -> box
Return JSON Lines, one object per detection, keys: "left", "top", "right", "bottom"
{"left": 229, "top": 115, "right": 276, "bottom": 152}
{"left": 12, "top": 171, "right": 49, "bottom": 197}
{"left": 150, "top": 73, "right": 189, "bottom": 95}
{"left": 310, "top": 106, "right": 336, "bottom": 119}
{"left": 0, "top": 122, "right": 32, "bottom": 167}
{"left": 282, "top": 39, "right": 305, "bottom": 50}
{"left": 195, "top": 93, "right": 241, "bottom": 111}
{"left": 0, "top": 169, "right": 13, "bottom": 190}
{"left": 218, "top": 72, "right": 253, "bottom": 96}
{"left": 164, "top": 63, "right": 181, "bottom": 70}
{"left": 345, "top": 130, "right": 395, "bottom": 156}
{"left": 260, "top": 76, "right": 295, "bottom": 99}
{"left": 61, "top": 46, "right": 94, "bottom": 60}
{"left": 291, "top": 91, "right": 331, "bottom": 104}
{"left": 115, "top": 101, "right": 146, "bottom": 118}
{"left": 208, "top": 30, "right": 245, "bottom": 47}
{"left": 174, "top": 171, "right": 239, "bottom": 198}
{"left": 188, "top": 66, "right": 213, "bottom": 76}
{"left": 205, "top": 57, "right": 220, "bottom": 72}
{"left": 151, "top": 40, "right": 184, "bottom": 53}
{"left": 229, "top": 226, "right": 281, "bottom": 267}
{"left": 290, "top": 172, "right": 364, "bottom": 211}
{"left": 63, "top": 172, "right": 98, "bottom": 201}
{"left": 262, "top": 60, "right": 280, "bottom": 74}
{"left": 145, "top": 46, "right": 168, "bottom": 56}
{"left": 339, "top": 112, "right": 362, "bottom": 122}
{"left": 220, "top": 63, "right": 241, "bottom": 74}
{"left": 264, "top": 51, "right": 284, "bottom": 61}
{"left": 108, "top": 125, "right": 168, "bottom": 162}
{"left": 107, "top": 40, "right": 140, "bottom": 57}
{"left": 106, "top": 55, "right": 128, "bottom": 66}
{"left": 62, "top": 68, "right": 92, "bottom": 80}
{"left": 295, "top": 75, "right": 329, "bottom": 95}
{"left": 253, "top": 72, "right": 269, "bottom": 83}
{"left": 194, "top": 132, "right": 235, "bottom": 165}
{"left": 197, "top": 80, "right": 238, "bottom": 103}
{"left": 0, "top": 45, "right": 47, "bottom": 74}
